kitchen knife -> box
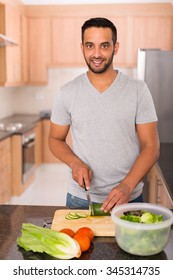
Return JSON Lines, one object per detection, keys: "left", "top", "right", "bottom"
{"left": 83, "top": 179, "right": 94, "bottom": 216}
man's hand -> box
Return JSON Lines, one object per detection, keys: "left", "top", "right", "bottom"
{"left": 70, "top": 158, "right": 92, "bottom": 189}
{"left": 101, "top": 182, "right": 132, "bottom": 212}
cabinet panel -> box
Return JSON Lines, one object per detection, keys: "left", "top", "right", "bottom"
{"left": 21, "top": 15, "right": 28, "bottom": 83}
{"left": 51, "top": 17, "right": 85, "bottom": 66}
{"left": 5, "top": 4, "right": 22, "bottom": 84}
{"left": 110, "top": 16, "right": 134, "bottom": 67}
{"left": 11, "top": 134, "right": 35, "bottom": 196}
{"left": 0, "top": 137, "right": 11, "bottom": 204}
{"left": 28, "top": 17, "right": 51, "bottom": 84}
{"left": 133, "top": 16, "right": 173, "bottom": 64}
{"left": 157, "top": 174, "right": 173, "bottom": 209}
{"left": 0, "top": 4, "right": 23, "bottom": 86}
{"left": 148, "top": 164, "right": 173, "bottom": 208}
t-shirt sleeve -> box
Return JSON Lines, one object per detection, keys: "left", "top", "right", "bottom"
{"left": 50, "top": 89, "right": 71, "bottom": 125}
{"left": 136, "top": 82, "right": 158, "bottom": 124}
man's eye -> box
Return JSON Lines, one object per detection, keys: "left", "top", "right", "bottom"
{"left": 102, "top": 44, "right": 109, "bottom": 49}
{"left": 86, "top": 44, "right": 93, "bottom": 49}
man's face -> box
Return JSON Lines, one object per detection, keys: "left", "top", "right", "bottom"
{"left": 81, "top": 27, "right": 118, "bottom": 74}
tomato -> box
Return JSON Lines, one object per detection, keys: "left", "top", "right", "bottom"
{"left": 73, "top": 232, "right": 91, "bottom": 252}
{"left": 59, "top": 228, "right": 75, "bottom": 237}
{"left": 76, "top": 227, "right": 94, "bottom": 241}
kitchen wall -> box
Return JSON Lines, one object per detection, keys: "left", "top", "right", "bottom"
{"left": 0, "top": 66, "right": 136, "bottom": 118}
{"left": 0, "top": 87, "right": 15, "bottom": 118}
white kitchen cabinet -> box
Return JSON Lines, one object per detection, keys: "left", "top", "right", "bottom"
{"left": 148, "top": 164, "right": 173, "bottom": 209}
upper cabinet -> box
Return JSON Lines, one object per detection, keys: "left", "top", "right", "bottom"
{"left": 0, "top": 3, "right": 24, "bottom": 86}
{"left": 132, "top": 16, "right": 173, "bottom": 64}
{"left": 0, "top": 3, "right": 173, "bottom": 86}
{"left": 27, "top": 17, "right": 51, "bottom": 84}
{"left": 26, "top": 3, "right": 173, "bottom": 73}
{"left": 51, "top": 17, "right": 84, "bottom": 67}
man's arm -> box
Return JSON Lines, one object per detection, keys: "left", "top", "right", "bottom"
{"left": 101, "top": 121, "right": 160, "bottom": 212}
{"left": 48, "top": 121, "right": 92, "bottom": 188}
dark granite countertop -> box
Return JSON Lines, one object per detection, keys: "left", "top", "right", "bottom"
{"left": 0, "top": 114, "right": 41, "bottom": 140}
{"left": 0, "top": 205, "right": 172, "bottom": 260}
{"left": 0, "top": 130, "right": 12, "bottom": 141}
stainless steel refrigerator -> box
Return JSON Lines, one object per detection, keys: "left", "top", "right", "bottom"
{"left": 137, "top": 48, "right": 173, "bottom": 143}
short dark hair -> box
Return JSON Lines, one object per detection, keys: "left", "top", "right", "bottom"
{"left": 81, "top": 17, "right": 117, "bottom": 44}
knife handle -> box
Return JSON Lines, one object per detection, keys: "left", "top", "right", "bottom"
{"left": 83, "top": 179, "right": 87, "bottom": 191}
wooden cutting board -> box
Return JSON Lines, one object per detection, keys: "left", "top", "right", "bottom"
{"left": 51, "top": 209, "right": 115, "bottom": 236}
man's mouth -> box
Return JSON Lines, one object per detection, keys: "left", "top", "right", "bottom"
{"left": 91, "top": 59, "right": 104, "bottom": 67}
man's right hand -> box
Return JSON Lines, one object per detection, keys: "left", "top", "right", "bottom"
{"left": 70, "top": 158, "right": 92, "bottom": 189}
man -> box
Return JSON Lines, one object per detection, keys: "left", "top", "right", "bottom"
{"left": 49, "top": 17, "right": 160, "bottom": 212}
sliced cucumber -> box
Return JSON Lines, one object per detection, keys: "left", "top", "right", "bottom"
{"left": 76, "top": 212, "right": 87, "bottom": 218}
{"left": 90, "top": 203, "right": 111, "bottom": 216}
{"left": 68, "top": 211, "right": 80, "bottom": 218}
{"left": 65, "top": 211, "right": 87, "bottom": 220}
{"left": 65, "top": 214, "right": 73, "bottom": 220}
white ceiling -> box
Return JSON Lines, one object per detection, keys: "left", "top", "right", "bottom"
{"left": 20, "top": 0, "right": 173, "bottom": 5}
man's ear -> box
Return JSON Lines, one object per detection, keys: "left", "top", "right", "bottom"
{"left": 80, "top": 42, "right": 84, "bottom": 52}
{"left": 114, "top": 42, "right": 119, "bottom": 55}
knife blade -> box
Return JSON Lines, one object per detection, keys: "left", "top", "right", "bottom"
{"left": 83, "top": 179, "right": 94, "bottom": 216}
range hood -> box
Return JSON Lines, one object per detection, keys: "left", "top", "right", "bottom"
{"left": 0, "top": 34, "right": 18, "bottom": 47}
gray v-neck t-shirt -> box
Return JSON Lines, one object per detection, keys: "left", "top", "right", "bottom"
{"left": 51, "top": 71, "right": 158, "bottom": 202}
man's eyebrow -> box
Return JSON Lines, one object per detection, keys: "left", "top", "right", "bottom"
{"left": 101, "top": 41, "right": 111, "bottom": 45}
{"left": 84, "top": 41, "right": 111, "bottom": 45}
{"left": 84, "top": 41, "right": 93, "bottom": 45}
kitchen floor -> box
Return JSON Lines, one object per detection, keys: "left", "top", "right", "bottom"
{"left": 9, "top": 163, "right": 69, "bottom": 206}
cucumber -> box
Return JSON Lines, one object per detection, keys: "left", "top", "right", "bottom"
{"left": 65, "top": 212, "right": 79, "bottom": 220}
{"left": 90, "top": 203, "right": 111, "bottom": 216}
{"left": 65, "top": 214, "right": 73, "bottom": 220}
{"left": 68, "top": 211, "right": 79, "bottom": 218}
{"left": 65, "top": 211, "right": 87, "bottom": 220}
{"left": 76, "top": 212, "right": 87, "bottom": 218}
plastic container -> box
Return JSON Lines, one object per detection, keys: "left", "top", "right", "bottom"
{"left": 111, "top": 203, "right": 173, "bottom": 256}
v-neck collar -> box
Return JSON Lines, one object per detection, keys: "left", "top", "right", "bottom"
{"left": 84, "top": 70, "right": 120, "bottom": 95}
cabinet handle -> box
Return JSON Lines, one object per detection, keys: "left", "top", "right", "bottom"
{"left": 154, "top": 175, "right": 158, "bottom": 204}
{"left": 156, "top": 177, "right": 162, "bottom": 204}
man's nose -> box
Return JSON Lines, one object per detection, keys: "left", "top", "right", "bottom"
{"left": 93, "top": 46, "right": 101, "bottom": 57}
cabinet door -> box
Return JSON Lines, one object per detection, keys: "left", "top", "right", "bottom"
{"left": 110, "top": 16, "right": 134, "bottom": 67}
{"left": 0, "top": 137, "right": 11, "bottom": 204}
{"left": 28, "top": 17, "right": 50, "bottom": 84}
{"left": 21, "top": 15, "right": 29, "bottom": 83}
{"left": 148, "top": 164, "right": 173, "bottom": 208}
{"left": 132, "top": 16, "right": 173, "bottom": 65}
{"left": 0, "top": 4, "right": 23, "bottom": 86}
{"left": 51, "top": 17, "right": 85, "bottom": 66}
{"left": 157, "top": 174, "right": 173, "bottom": 209}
